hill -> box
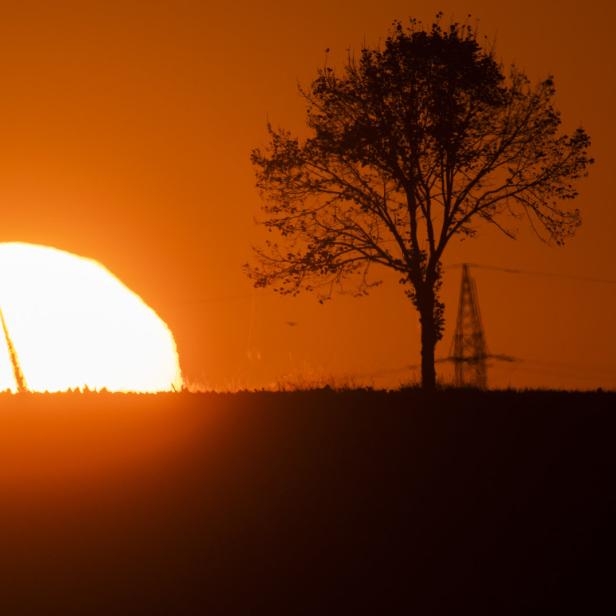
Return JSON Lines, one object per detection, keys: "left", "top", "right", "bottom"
{"left": 0, "top": 389, "right": 614, "bottom": 614}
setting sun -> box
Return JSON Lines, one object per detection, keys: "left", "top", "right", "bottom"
{"left": 0, "top": 243, "right": 182, "bottom": 392}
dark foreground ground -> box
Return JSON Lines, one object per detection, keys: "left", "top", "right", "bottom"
{"left": 0, "top": 388, "right": 614, "bottom": 615}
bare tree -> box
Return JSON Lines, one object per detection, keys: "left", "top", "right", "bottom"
{"left": 247, "top": 17, "right": 593, "bottom": 390}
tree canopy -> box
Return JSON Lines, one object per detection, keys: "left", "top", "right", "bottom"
{"left": 247, "top": 16, "right": 593, "bottom": 389}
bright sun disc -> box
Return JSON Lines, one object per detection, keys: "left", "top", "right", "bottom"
{"left": 0, "top": 243, "right": 182, "bottom": 393}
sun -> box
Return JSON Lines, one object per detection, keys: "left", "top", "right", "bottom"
{"left": 0, "top": 243, "right": 183, "bottom": 393}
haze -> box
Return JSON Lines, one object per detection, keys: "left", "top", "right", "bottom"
{"left": 0, "top": 1, "right": 612, "bottom": 390}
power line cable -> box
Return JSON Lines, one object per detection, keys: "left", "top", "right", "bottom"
{"left": 177, "top": 263, "right": 616, "bottom": 307}
{"left": 447, "top": 262, "right": 616, "bottom": 285}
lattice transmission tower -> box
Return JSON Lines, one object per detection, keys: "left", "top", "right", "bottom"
{"left": 0, "top": 308, "right": 28, "bottom": 393}
{"left": 450, "top": 264, "right": 489, "bottom": 389}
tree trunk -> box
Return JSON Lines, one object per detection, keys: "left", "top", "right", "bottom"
{"left": 418, "top": 290, "right": 438, "bottom": 392}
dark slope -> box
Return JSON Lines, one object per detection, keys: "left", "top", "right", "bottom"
{"left": 0, "top": 389, "right": 614, "bottom": 614}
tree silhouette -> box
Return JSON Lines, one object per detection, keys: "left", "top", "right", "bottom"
{"left": 247, "top": 16, "right": 593, "bottom": 390}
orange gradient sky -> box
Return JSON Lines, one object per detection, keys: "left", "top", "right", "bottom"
{"left": 0, "top": 0, "right": 613, "bottom": 390}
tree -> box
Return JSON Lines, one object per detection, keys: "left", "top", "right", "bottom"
{"left": 246, "top": 16, "right": 593, "bottom": 390}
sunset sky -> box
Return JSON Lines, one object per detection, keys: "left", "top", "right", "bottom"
{"left": 0, "top": 0, "right": 613, "bottom": 391}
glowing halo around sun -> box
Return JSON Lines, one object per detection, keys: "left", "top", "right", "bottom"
{"left": 0, "top": 243, "right": 183, "bottom": 393}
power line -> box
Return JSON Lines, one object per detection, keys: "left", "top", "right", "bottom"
{"left": 520, "top": 358, "right": 616, "bottom": 377}
{"left": 492, "top": 362, "right": 616, "bottom": 383}
{"left": 174, "top": 262, "right": 615, "bottom": 307}
{"left": 447, "top": 262, "right": 616, "bottom": 285}
{"left": 181, "top": 294, "right": 254, "bottom": 305}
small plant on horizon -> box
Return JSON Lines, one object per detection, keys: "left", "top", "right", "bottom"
{"left": 246, "top": 15, "right": 593, "bottom": 391}
{"left": 273, "top": 371, "right": 364, "bottom": 392}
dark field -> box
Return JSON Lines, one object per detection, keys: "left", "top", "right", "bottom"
{"left": 0, "top": 389, "right": 614, "bottom": 614}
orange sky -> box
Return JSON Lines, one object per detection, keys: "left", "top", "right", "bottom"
{"left": 0, "top": 0, "right": 613, "bottom": 390}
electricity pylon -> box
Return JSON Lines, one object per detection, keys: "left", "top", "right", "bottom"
{"left": 0, "top": 308, "right": 28, "bottom": 392}
{"left": 450, "top": 264, "right": 488, "bottom": 388}
{"left": 446, "top": 264, "right": 516, "bottom": 389}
